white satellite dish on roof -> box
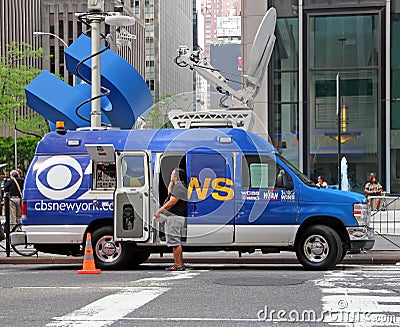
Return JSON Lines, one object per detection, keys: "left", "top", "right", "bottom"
{"left": 174, "top": 7, "right": 277, "bottom": 109}
{"left": 246, "top": 7, "right": 277, "bottom": 93}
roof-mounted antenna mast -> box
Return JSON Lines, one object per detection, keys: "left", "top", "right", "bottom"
{"left": 75, "top": 0, "right": 136, "bottom": 129}
{"left": 174, "top": 7, "right": 276, "bottom": 110}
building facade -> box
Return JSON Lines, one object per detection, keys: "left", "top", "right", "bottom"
{"left": 0, "top": 0, "right": 42, "bottom": 136}
{"left": 201, "top": 0, "right": 241, "bottom": 46}
{"left": 139, "top": 0, "right": 193, "bottom": 100}
{"left": 0, "top": 0, "right": 41, "bottom": 62}
{"left": 243, "top": 0, "right": 400, "bottom": 193}
{"left": 38, "top": 0, "right": 146, "bottom": 84}
{"left": 156, "top": 0, "right": 193, "bottom": 98}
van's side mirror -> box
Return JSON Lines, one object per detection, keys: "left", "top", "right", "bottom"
{"left": 276, "top": 170, "right": 294, "bottom": 190}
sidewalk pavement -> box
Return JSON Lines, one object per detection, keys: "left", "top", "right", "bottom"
{"left": 0, "top": 250, "right": 399, "bottom": 266}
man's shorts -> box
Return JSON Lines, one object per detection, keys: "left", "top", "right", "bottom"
{"left": 165, "top": 215, "right": 185, "bottom": 247}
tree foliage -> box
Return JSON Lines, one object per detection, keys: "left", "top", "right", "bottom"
{"left": 142, "top": 93, "right": 191, "bottom": 129}
{"left": 0, "top": 136, "right": 39, "bottom": 173}
{"left": 0, "top": 41, "right": 49, "bottom": 137}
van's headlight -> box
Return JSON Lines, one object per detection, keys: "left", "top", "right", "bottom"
{"left": 353, "top": 203, "right": 371, "bottom": 226}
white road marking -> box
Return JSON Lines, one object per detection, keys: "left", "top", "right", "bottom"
{"left": 18, "top": 286, "right": 83, "bottom": 290}
{"left": 47, "top": 287, "right": 168, "bottom": 327}
{"left": 316, "top": 270, "right": 400, "bottom": 326}
{"left": 131, "top": 270, "right": 205, "bottom": 286}
{"left": 47, "top": 270, "right": 204, "bottom": 327}
{"left": 322, "top": 287, "right": 394, "bottom": 294}
{"left": 103, "top": 317, "right": 263, "bottom": 322}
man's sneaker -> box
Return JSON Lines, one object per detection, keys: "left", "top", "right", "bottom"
{"left": 165, "top": 265, "right": 185, "bottom": 271}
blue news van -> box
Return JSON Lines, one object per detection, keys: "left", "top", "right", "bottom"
{"left": 19, "top": 127, "right": 374, "bottom": 270}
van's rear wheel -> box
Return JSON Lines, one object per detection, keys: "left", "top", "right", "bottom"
{"left": 91, "top": 226, "right": 133, "bottom": 269}
{"left": 296, "top": 225, "right": 343, "bottom": 270}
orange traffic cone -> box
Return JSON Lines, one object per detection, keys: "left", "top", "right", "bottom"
{"left": 77, "top": 233, "right": 101, "bottom": 274}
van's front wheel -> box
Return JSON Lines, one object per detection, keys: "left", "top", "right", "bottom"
{"left": 296, "top": 225, "right": 343, "bottom": 270}
{"left": 91, "top": 226, "right": 133, "bottom": 269}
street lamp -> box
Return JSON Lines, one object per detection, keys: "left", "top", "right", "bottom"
{"left": 14, "top": 109, "right": 17, "bottom": 170}
{"left": 33, "top": 32, "right": 68, "bottom": 48}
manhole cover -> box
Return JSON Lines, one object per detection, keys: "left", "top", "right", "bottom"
{"left": 214, "top": 277, "right": 304, "bottom": 286}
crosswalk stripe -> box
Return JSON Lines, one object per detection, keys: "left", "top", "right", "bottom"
{"left": 322, "top": 287, "right": 394, "bottom": 294}
{"left": 47, "top": 287, "right": 168, "bottom": 327}
{"left": 47, "top": 270, "right": 203, "bottom": 327}
{"left": 316, "top": 270, "right": 400, "bottom": 326}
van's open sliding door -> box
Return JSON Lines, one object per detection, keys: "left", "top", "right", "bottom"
{"left": 114, "top": 151, "right": 151, "bottom": 241}
{"left": 186, "top": 149, "right": 235, "bottom": 244}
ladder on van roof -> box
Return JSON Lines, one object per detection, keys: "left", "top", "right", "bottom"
{"left": 168, "top": 109, "right": 254, "bottom": 129}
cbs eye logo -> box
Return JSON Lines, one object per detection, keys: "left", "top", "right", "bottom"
{"left": 36, "top": 156, "right": 83, "bottom": 200}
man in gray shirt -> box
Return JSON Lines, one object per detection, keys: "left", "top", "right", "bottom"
{"left": 155, "top": 168, "right": 187, "bottom": 271}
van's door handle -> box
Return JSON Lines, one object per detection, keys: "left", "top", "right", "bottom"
{"left": 191, "top": 203, "right": 198, "bottom": 216}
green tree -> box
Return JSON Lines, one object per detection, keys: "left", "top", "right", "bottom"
{"left": 0, "top": 136, "right": 39, "bottom": 174}
{"left": 0, "top": 41, "right": 49, "bottom": 137}
{"left": 142, "top": 93, "right": 191, "bottom": 129}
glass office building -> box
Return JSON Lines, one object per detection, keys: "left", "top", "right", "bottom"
{"left": 268, "top": 0, "right": 400, "bottom": 193}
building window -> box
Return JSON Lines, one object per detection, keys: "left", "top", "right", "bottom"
{"left": 308, "top": 13, "right": 380, "bottom": 191}
{"left": 242, "top": 155, "right": 292, "bottom": 189}
{"left": 121, "top": 156, "right": 145, "bottom": 187}
{"left": 391, "top": 13, "right": 400, "bottom": 192}
{"left": 50, "top": 45, "right": 55, "bottom": 73}
{"left": 146, "top": 79, "right": 155, "bottom": 90}
{"left": 272, "top": 18, "right": 299, "bottom": 168}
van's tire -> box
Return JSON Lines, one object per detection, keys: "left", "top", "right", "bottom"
{"left": 295, "top": 225, "right": 343, "bottom": 270}
{"left": 337, "top": 244, "right": 349, "bottom": 264}
{"left": 91, "top": 226, "right": 133, "bottom": 270}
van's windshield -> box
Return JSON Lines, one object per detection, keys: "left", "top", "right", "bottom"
{"left": 275, "top": 153, "right": 316, "bottom": 187}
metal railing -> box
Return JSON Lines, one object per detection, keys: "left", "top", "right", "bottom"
{"left": 370, "top": 194, "right": 400, "bottom": 236}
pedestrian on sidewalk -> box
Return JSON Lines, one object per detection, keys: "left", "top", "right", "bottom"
{"left": 3, "top": 170, "right": 24, "bottom": 227}
{"left": 154, "top": 168, "right": 187, "bottom": 271}
{"left": 364, "top": 173, "right": 383, "bottom": 210}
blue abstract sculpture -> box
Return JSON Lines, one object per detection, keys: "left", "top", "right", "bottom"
{"left": 25, "top": 34, "right": 153, "bottom": 130}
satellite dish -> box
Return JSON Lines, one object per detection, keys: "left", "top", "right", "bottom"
{"left": 246, "top": 7, "right": 277, "bottom": 88}
{"left": 105, "top": 15, "right": 136, "bottom": 26}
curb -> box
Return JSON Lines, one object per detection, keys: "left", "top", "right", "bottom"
{"left": 147, "top": 256, "right": 400, "bottom": 266}
{"left": 0, "top": 256, "right": 82, "bottom": 265}
{"left": 0, "top": 252, "right": 399, "bottom": 266}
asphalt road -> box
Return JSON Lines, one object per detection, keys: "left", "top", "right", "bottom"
{"left": 1, "top": 249, "right": 400, "bottom": 265}
{"left": 0, "top": 263, "right": 400, "bottom": 326}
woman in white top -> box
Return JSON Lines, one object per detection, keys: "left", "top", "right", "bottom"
{"left": 316, "top": 175, "right": 328, "bottom": 188}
